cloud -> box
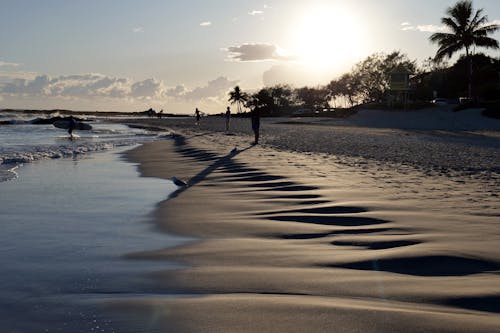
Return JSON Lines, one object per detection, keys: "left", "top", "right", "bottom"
{"left": 200, "top": 21, "right": 212, "bottom": 27}
{"left": 183, "top": 76, "right": 238, "bottom": 100}
{"left": 0, "top": 72, "right": 240, "bottom": 107}
{"left": 130, "top": 78, "right": 164, "bottom": 98}
{"left": 401, "top": 22, "right": 447, "bottom": 33}
{"left": 402, "top": 19, "right": 499, "bottom": 33}
{"left": 47, "top": 74, "right": 131, "bottom": 98}
{"left": 0, "top": 73, "right": 154, "bottom": 99}
{"left": 225, "top": 43, "right": 297, "bottom": 62}
{"left": 0, "top": 71, "right": 37, "bottom": 84}
{"left": 249, "top": 10, "right": 263, "bottom": 16}
{"left": 165, "top": 85, "right": 186, "bottom": 97}
{"left": 2, "top": 75, "right": 51, "bottom": 95}
{"left": 0, "top": 74, "right": 246, "bottom": 114}
{"left": 0, "top": 60, "right": 20, "bottom": 67}
{"left": 132, "top": 27, "right": 145, "bottom": 33}
{"left": 416, "top": 25, "right": 448, "bottom": 33}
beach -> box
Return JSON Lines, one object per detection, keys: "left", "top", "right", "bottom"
{"left": 2, "top": 0, "right": 499, "bottom": 330}
{"left": 110, "top": 112, "right": 500, "bottom": 332}
{"left": 0, "top": 115, "right": 189, "bottom": 332}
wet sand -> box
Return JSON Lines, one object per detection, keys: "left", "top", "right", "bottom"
{"left": 116, "top": 116, "right": 500, "bottom": 332}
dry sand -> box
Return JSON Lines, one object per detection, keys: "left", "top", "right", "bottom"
{"left": 113, "top": 114, "right": 500, "bottom": 332}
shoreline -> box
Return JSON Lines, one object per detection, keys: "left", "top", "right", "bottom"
{"left": 117, "top": 115, "right": 500, "bottom": 172}
{"left": 117, "top": 119, "right": 500, "bottom": 332}
{"left": 0, "top": 147, "right": 184, "bottom": 332}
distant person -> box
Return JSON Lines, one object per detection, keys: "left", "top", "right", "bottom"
{"left": 251, "top": 107, "right": 260, "bottom": 144}
{"left": 225, "top": 106, "right": 231, "bottom": 131}
{"left": 195, "top": 108, "right": 201, "bottom": 125}
{"left": 158, "top": 109, "right": 163, "bottom": 119}
{"left": 68, "top": 116, "right": 77, "bottom": 139}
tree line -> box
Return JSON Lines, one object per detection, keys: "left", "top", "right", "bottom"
{"left": 228, "top": 0, "right": 499, "bottom": 117}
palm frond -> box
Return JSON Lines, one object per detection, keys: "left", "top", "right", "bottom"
{"left": 469, "top": 8, "right": 484, "bottom": 26}
{"left": 476, "top": 23, "right": 500, "bottom": 34}
{"left": 448, "top": 0, "right": 473, "bottom": 28}
{"left": 473, "top": 36, "right": 500, "bottom": 49}
{"left": 441, "top": 17, "right": 460, "bottom": 33}
{"left": 430, "top": 0, "right": 499, "bottom": 60}
{"left": 435, "top": 42, "right": 463, "bottom": 60}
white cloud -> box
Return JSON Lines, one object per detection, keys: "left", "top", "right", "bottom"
{"left": 249, "top": 10, "right": 263, "bottom": 16}
{"left": 0, "top": 60, "right": 20, "bottom": 67}
{"left": 2, "top": 75, "right": 51, "bottom": 95}
{"left": 225, "top": 43, "right": 297, "bottom": 62}
{"left": 183, "top": 76, "right": 238, "bottom": 100}
{"left": 401, "top": 25, "right": 416, "bottom": 31}
{"left": 130, "top": 78, "right": 164, "bottom": 99}
{"left": 400, "top": 22, "right": 448, "bottom": 33}
{"left": 0, "top": 72, "right": 241, "bottom": 109}
{"left": 46, "top": 74, "right": 130, "bottom": 98}
{"left": 165, "top": 85, "right": 186, "bottom": 97}
{"left": 132, "top": 26, "right": 145, "bottom": 33}
{"left": 1, "top": 73, "right": 147, "bottom": 99}
{"left": 0, "top": 71, "right": 37, "bottom": 83}
{"left": 402, "top": 19, "right": 499, "bottom": 33}
{"left": 200, "top": 21, "right": 212, "bottom": 27}
{"left": 416, "top": 25, "right": 448, "bottom": 33}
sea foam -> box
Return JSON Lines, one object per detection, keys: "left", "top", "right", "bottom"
{"left": 0, "top": 116, "right": 163, "bottom": 182}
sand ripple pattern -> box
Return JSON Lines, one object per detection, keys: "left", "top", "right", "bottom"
{"left": 121, "top": 130, "right": 500, "bottom": 332}
{"left": 166, "top": 134, "right": 500, "bottom": 317}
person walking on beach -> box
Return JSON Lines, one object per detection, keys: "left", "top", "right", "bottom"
{"left": 225, "top": 106, "right": 231, "bottom": 132}
{"left": 251, "top": 107, "right": 260, "bottom": 144}
{"left": 195, "top": 108, "right": 201, "bottom": 125}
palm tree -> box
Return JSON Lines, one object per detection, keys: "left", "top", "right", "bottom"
{"left": 429, "top": 0, "right": 499, "bottom": 98}
{"left": 228, "top": 86, "right": 249, "bottom": 114}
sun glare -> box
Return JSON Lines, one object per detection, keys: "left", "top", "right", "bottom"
{"left": 294, "top": 5, "right": 365, "bottom": 72}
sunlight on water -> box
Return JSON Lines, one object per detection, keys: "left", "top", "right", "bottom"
{"left": 0, "top": 117, "right": 162, "bottom": 172}
{"left": 0, "top": 147, "right": 185, "bottom": 332}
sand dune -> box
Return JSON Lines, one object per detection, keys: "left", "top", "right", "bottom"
{"left": 117, "top": 116, "right": 500, "bottom": 332}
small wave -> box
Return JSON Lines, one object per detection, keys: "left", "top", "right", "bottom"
{"left": 0, "top": 163, "right": 20, "bottom": 182}
{"left": 0, "top": 136, "right": 159, "bottom": 182}
{"left": 0, "top": 118, "right": 164, "bottom": 182}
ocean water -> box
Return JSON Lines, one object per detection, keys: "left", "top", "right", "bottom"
{"left": 0, "top": 113, "right": 185, "bottom": 332}
{"left": 0, "top": 111, "right": 164, "bottom": 182}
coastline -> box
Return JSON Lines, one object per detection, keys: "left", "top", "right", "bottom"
{"left": 116, "top": 117, "right": 500, "bottom": 332}
{"left": 0, "top": 147, "right": 183, "bottom": 332}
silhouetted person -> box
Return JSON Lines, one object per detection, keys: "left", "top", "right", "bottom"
{"left": 158, "top": 109, "right": 163, "bottom": 119}
{"left": 225, "top": 106, "right": 231, "bottom": 131}
{"left": 251, "top": 108, "right": 260, "bottom": 144}
{"left": 68, "top": 116, "right": 76, "bottom": 139}
{"left": 195, "top": 108, "right": 201, "bottom": 125}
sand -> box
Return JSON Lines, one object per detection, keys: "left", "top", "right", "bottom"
{"left": 114, "top": 113, "right": 500, "bottom": 332}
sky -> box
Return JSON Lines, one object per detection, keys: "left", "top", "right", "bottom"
{"left": 0, "top": 0, "right": 499, "bottom": 113}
